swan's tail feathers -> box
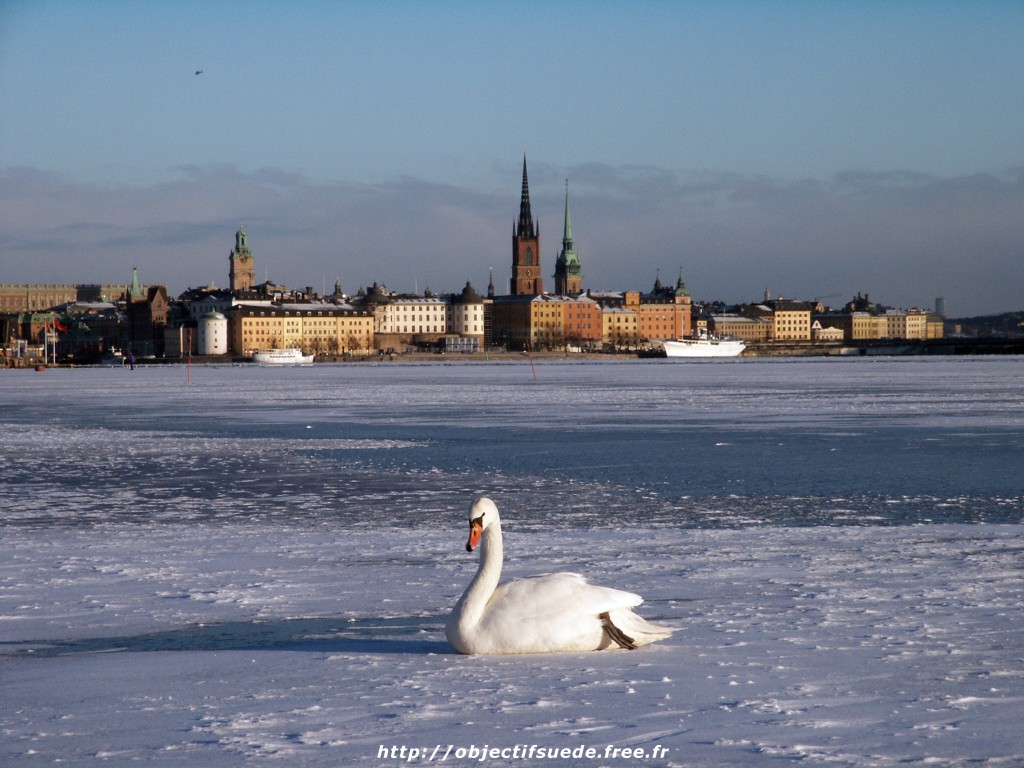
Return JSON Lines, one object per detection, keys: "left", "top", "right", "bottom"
{"left": 603, "top": 609, "right": 675, "bottom": 649}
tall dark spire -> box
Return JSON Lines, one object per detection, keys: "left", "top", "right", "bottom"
{"left": 516, "top": 155, "right": 536, "bottom": 240}
{"left": 511, "top": 154, "right": 542, "bottom": 296}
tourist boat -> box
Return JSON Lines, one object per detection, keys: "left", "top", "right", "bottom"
{"left": 252, "top": 348, "right": 314, "bottom": 365}
{"left": 660, "top": 334, "right": 746, "bottom": 358}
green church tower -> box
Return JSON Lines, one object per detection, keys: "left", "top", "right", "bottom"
{"left": 553, "top": 180, "right": 582, "bottom": 295}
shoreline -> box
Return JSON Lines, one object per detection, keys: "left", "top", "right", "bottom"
{"left": 8, "top": 337, "right": 1024, "bottom": 370}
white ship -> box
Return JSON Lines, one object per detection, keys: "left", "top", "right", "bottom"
{"left": 660, "top": 333, "right": 746, "bottom": 358}
{"left": 252, "top": 348, "right": 314, "bottom": 365}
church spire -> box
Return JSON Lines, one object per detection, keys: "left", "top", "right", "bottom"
{"left": 510, "top": 154, "right": 542, "bottom": 295}
{"left": 553, "top": 178, "right": 582, "bottom": 295}
{"left": 561, "top": 178, "right": 573, "bottom": 250}
{"left": 516, "top": 154, "right": 536, "bottom": 240}
{"left": 129, "top": 266, "right": 144, "bottom": 299}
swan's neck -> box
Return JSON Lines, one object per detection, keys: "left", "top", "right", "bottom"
{"left": 454, "top": 520, "right": 503, "bottom": 629}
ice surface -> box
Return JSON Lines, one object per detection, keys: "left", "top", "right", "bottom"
{"left": 2, "top": 358, "right": 1023, "bottom": 766}
{"left": 3, "top": 525, "right": 1022, "bottom": 767}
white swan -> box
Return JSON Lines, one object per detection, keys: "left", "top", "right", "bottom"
{"left": 445, "top": 496, "right": 674, "bottom": 655}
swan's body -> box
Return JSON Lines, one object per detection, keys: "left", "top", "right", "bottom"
{"left": 445, "top": 497, "right": 674, "bottom": 655}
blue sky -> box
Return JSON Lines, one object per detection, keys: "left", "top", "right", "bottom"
{"left": 2, "top": 0, "right": 1023, "bottom": 316}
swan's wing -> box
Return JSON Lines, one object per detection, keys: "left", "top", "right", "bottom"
{"left": 487, "top": 572, "right": 642, "bottom": 624}
{"left": 469, "top": 572, "right": 647, "bottom": 652}
{"left": 464, "top": 572, "right": 665, "bottom": 654}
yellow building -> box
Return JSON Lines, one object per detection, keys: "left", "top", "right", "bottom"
{"left": 530, "top": 295, "right": 566, "bottom": 349}
{"left": 815, "top": 309, "right": 942, "bottom": 342}
{"left": 768, "top": 301, "right": 813, "bottom": 341}
{"left": 486, "top": 295, "right": 548, "bottom": 350}
{"left": 709, "top": 314, "right": 772, "bottom": 342}
{"left": 230, "top": 302, "right": 373, "bottom": 356}
{"left": 602, "top": 306, "right": 639, "bottom": 349}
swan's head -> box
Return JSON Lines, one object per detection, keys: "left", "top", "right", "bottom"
{"left": 466, "top": 496, "right": 499, "bottom": 552}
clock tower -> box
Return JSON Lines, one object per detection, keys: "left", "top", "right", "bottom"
{"left": 229, "top": 222, "right": 255, "bottom": 294}
{"left": 511, "top": 156, "right": 542, "bottom": 295}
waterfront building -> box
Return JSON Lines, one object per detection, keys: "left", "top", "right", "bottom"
{"left": 530, "top": 294, "right": 566, "bottom": 349}
{"left": 811, "top": 320, "right": 845, "bottom": 342}
{"left": 197, "top": 311, "right": 228, "bottom": 355}
{"left": 488, "top": 292, "right": 603, "bottom": 351}
{"left": 496, "top": 294, "right": 558, "bottom": 349}
{"left": 553, "top": 181, "right": 582, "bottom": 296}
{"left": 357, "top": 283, "right": 447, "bottom": 351}
{"left": 708, "top": 313, "right": 771, "bottom": 343}
{"left": 229, "top": 302, "right": 373, "bottom": 357}
{"left": 764, "top": 300, "right": 813, "bottom": 341}
{"left": 632, "top": 275, "right": 692, "bottom": 342}
{"left": 511, "top": 156, "right": 543, "bottom": 296}
{"left": 887, "top": 309, "right": 928, "bottom": 340}
{"left": 488, "top": 295, "right": 529, "bottom": 350}
{"left": 855, "top": 312, "right": 884, "bottom": 340}
{"left": 125, "top": 267, "right": 169, "bottom": 357}
{"left": 589, "top": 277, "right": 692, "bottom": 346}
{"left": 231, "top": 303, "right": 285, "bottom": 353}
{"left": 561, "top": 294, "right": 603, "bottom": 350}
{"left": 603, "top": 306, "right": 640, "bottom": 350}
{"left": 447, "top": 281, "right": 486, "bottom": 343}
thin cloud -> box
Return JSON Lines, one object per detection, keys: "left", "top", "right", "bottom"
{"left": 1, "top": 164, "right": 1021, "bottom": 316}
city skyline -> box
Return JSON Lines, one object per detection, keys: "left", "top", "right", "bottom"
{"left": 2, "top": 2, "right": 1023, "bottom": 317}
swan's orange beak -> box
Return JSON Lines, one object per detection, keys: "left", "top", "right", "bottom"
{"left": 466, "top": 519, "right": 483, "bottom": 552}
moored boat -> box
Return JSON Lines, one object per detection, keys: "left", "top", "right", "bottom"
{"left": 660, "top": 335, "right": 746, "bottom": 358}
{"left": 252, "top": 348, "right": 314, "bottom": 365}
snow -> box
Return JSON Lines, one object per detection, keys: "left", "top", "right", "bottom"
{"left": 3, "top": 524, "right": 1022, "bottom": 767}
{"left": 2, "top": 359, "right": 1023, "bottom": 766}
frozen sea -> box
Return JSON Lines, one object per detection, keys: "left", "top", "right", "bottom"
{"left": 2, "top": 357, "right": 1023, "bottom": 767}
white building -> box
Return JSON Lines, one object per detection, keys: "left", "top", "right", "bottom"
{"left": 198, "top": 311, "right": 229, "bottom": 355}
{"left": 446, "top": 282, "right": 485, "bottom": 340}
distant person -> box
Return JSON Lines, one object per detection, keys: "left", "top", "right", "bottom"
{"left": 128, "top": 352, "right": 136, "bottom": 370}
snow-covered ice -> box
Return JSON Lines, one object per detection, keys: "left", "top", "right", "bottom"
{"left": 2, "top": 358, "right": 1023, "bottom": 766}
{"left": 3, "top": 524, "right": 1022, "bottom": 767}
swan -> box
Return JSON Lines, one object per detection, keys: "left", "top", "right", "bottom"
{"left": 445, "top": 496, "right": 674, "bottom": 655}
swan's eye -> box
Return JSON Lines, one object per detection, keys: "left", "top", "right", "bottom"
{"left": 471, "top": 515, "right": 484, "bottom": 526}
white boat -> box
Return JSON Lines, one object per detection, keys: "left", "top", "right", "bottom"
{"left": 252, "top": 348, "right": 314, "bottom": 365}
{"left": 660, "top": 335, "right": 746, "bottom": 358}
